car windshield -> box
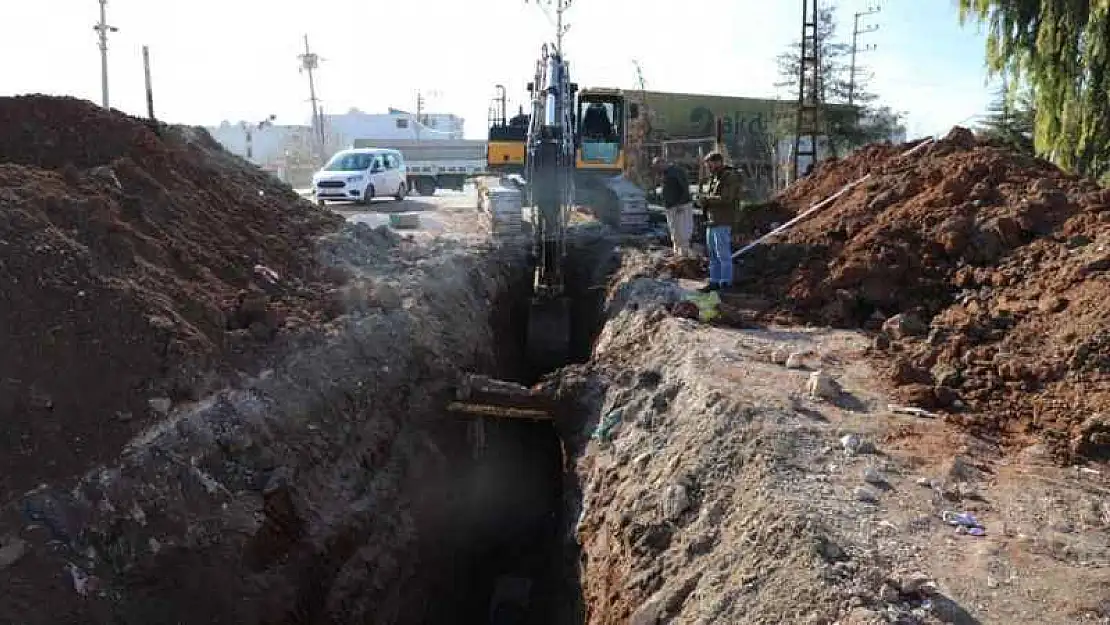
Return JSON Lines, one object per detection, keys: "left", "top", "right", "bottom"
{"left": 323, "top": 152, "right": 374, "bottom": 171}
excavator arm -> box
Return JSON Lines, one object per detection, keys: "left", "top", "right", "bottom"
{"left": 524, "top": 44, "right": 577, "bottom": 372}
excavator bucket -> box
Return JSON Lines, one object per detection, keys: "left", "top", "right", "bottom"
{"left": 526, "top": 295, "right": 571, "bottom": 373}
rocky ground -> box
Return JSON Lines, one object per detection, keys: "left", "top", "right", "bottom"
{"left": 0, "top": 96, "right": 543, "bottom": 624}
{"left": 549, "top": 255, "right": 1110, "bottom": 624}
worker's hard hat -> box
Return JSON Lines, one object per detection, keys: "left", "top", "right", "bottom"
{"left": 704, "top": 151, "right": 724, "bottom": 163}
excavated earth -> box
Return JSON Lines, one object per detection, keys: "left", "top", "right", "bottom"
{"left": 0, "top": 96, "right": 346, "bottom": 505}
{"left": 733, "top": 128, "right": 1110, "bottom": 462}
{"left": 549, "top": 253, "right": 1110, "bottom": 624}
{"left": 0, "top": 96, "right": 593, "bottom": 624}
{"left": 4, "top": 96, "right": 1109, "bottom": 625}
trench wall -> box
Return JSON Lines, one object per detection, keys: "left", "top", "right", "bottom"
{"left": 1, "top": 229, "right": 531, "bottom": 624}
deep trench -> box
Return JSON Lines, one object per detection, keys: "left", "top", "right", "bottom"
{"left": 407, "top": 235, "right": 618, "bottom": 625}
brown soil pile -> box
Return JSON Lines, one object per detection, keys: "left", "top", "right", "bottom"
{"left": 739, "top": 128, "right": 1110, "bottom": 461}
{"left": 0, "top": 95, "right": 343, "bottom": 501}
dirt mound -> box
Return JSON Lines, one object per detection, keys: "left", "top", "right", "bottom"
{"left": 0, "top": 95, "right": 344, "bottom": 502}
{"left": 738, "top": 128, "right": 1110, "bottom": 460}
{"left": 777, "top": 141, "right": 909, "bottom": 208}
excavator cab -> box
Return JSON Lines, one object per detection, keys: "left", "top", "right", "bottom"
{"left": 575, "top": 90, "right": 627, "bottom": 172}
{"left": 574, "top": 88, "right": 642, "bottom": 229}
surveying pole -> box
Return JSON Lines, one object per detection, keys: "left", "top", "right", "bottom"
{"left": 93, "top": 0, "right": 119, "bottom": 108}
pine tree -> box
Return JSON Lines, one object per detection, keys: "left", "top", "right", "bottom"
{"left": 773, "top": 3, "right": 904, "bottom": 157}
{"left": 976, "top": 85, "right": 1035, "bottom": 155}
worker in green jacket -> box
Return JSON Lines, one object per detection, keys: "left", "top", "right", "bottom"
{"left": 695, "top": 151, "right": 743, "bottom": 292}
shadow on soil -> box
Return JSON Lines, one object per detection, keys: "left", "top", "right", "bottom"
{"left": 930, "top": 595, "right": 984, "bottom": 625}
{"left": 407, "top": 229, "right": 619, "bottom": 625}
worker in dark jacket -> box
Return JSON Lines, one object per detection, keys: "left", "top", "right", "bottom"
{"left": 695, "top": 151, "right": 743, "bottom": 292}
{"left": 651, "top": 157, "right": 693, "bottom": 256}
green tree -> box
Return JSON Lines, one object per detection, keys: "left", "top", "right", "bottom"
{"left": 773, "top": 3, "right": 905, "bottom": 157}
{"left": 958, "top": 1, "right": 1110, "bottom": 178}
{"left": 976, "top": 85, "right": 1035, "bottom": 154}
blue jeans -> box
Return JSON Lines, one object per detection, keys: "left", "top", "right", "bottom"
{"left": 707, "top": 225, "right": 733, "bottom": 285}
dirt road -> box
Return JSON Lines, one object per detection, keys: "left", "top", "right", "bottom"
{"left": 321, "top": 186, "right": 492, "bottom": 241}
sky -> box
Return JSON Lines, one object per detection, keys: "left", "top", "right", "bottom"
{"left": 1, "top": 0, "right": 996, "bottom": 141}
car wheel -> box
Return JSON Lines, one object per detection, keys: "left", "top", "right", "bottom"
{"left": 362, "top": 185, "right": 375, "bottom": 206}
{"left": 394, "top": 182, "right": 406, "bottom": 201}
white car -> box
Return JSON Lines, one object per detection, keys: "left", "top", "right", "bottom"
{"left": 312, "top": 148, "right": 407, "bottom": 206}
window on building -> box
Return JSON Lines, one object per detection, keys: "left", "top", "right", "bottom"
{"left": 396, "top": 118, "right": 409, "bottom": 129}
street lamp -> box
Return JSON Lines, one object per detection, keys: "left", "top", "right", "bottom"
{"left": 241, "top": 115, "right": 277, "bottom": 162}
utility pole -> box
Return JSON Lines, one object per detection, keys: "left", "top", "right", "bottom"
{"left": 298, "top": 35, "right": 325, "bottom": 159}
{"left": 792, "top": 0, "right": 823, "bottom": 182}
{"left": 142, "top": 45, "right": 154, "bottom": 119}
{"left": 415, "top": 90, "right": 425, "bottom": 140}
{"left": 93, "top": 0, "right": 119, "bottom": 108}
{"left": 848, "top": 4, "right": 881, "bottom": 107}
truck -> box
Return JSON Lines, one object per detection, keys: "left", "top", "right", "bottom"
{"left": 350, "top": 138, "right": 487, "bottom": 196}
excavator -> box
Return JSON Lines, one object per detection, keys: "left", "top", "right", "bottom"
{"left": 487, "top": 97, "right": 528, "bottom": 176}
{"left": 573, "top": 87, "right": 647, "bottom": 230}
{"left": 510, "top": 44, "right": 655, "bottom": 370}
{"left": 521, "top": 42, "right": 578, "bottom": 372}
{"left": 484, "top": 84, "right": 646, "bottom": 233}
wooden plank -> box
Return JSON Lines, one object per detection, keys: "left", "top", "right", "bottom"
{"left": 456, "top": 374, "right": 554, "bottom": 412}
{"left": 446, "top": 402, "right": 552, "bottom": 421}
